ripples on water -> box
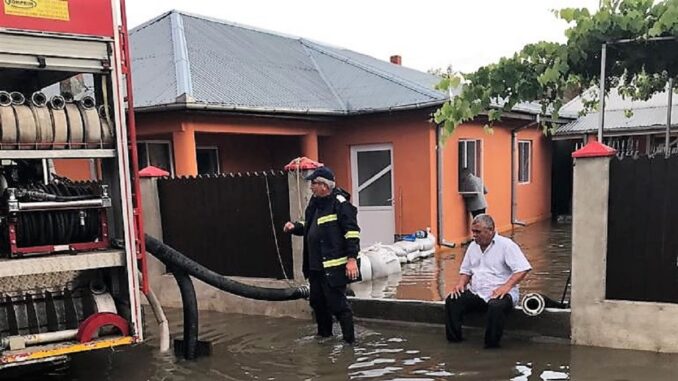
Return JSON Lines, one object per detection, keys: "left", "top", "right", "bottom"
{"left": 5, "top": 307, "right": 678, "bottom": 380}
{"left": 5, "top": 222, "right": 678, "bottom": 380}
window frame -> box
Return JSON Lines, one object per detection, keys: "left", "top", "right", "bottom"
{"left": 458, "top": 139, "right": 483, "bottom": 192}
{"left": 196, "top": 146, "right": 220, "bottom": 175}
{"left": 137, "top": 140, "right": 175, "bottom": 177}
{"left": 518, "top": 140, "right": 532, "bottom": 184}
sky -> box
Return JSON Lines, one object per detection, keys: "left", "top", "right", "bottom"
{"left": 126, "top": 0, "right": 600, "bottom": 74}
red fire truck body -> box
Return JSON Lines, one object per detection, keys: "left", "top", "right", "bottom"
{"left": 0, "top": 0, "right": 146, "bottom": 369}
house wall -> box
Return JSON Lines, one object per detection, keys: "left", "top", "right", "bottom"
{"left": 195, "top": 133, "right": 300, "bottom": 173}
{"left": 516, "top": 127, "right": 552, "bottom": 225}
{"left": 52, "top": 159, "right": 92, "bottom": 180}
{"left": 441, "top": 122, "right": 551, "bottom": 243}
{"left": 318, "top": 110, "right": 438, "bottom": 236}
{"left": 135, "top": 110, "right": 551, "bottom": 245}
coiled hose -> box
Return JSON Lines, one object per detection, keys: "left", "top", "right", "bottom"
{"left": 144, "top": 234, "right": 310, "bottom": 301}
{"left": 14, "top": 182, "right": 100, "bottom": 247}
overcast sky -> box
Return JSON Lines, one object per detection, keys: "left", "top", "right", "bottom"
{"left": 126, "top": 0, "right": 599, "bottom": 74}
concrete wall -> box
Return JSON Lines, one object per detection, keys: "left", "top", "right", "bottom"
{"left": 571, "top": 154, "right": 678, "bottom": 352}
{"left": 140, "top": 177, "right": 310, "bottom": 319}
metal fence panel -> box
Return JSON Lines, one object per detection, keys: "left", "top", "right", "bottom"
{"left": 157, "top": 172, "right": 293, "bottom": 279}
{"left": 607, "top": 156, "right": 678, "bottom": 303}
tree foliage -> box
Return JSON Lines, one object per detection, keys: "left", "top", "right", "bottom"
{"left": 434, "top": 0, "right": 678, "bottom": 136}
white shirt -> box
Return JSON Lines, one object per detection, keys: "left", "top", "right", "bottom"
{"left": 459, "top": 233, "right": 531, "bottom": 305}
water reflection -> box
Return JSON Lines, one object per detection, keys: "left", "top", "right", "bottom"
{"left": 356, "top": 220, "right": 573, "bottom": 302}
{"left": 5, "top": 307, "right": 678, "bottom": 380}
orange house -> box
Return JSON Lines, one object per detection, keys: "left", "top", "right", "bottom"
{"left": 121, "top": 10, "right": 552, "bottom": 245}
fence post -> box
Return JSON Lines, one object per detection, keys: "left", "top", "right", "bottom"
{"left": 140, "top": 166, "right": 170, "bottom": 281}
{"left": 571, "top": 141, "right": 616, "bottom": 346}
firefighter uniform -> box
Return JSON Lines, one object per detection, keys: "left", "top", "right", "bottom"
{"left": 290, "top": 187, "right": 360, "bottom": 343}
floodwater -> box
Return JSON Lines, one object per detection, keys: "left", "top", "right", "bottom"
{"left": 7, "top": 307, "right": 678, "bottom": 380}
{"left": 7, "top": 221, "right": 678, "bottom": 380}
{"left": 353, "top": 221, "right": 573, "bottom": 302}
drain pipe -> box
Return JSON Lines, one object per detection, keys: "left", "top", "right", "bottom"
{"left": 511, "top": 117, "right": 539, "bottom": 227}
{"left": 436, "top": 124, "right": 455, "bottom": 248}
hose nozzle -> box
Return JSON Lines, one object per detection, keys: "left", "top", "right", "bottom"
{"left": 0, "top": 91, "right": 11, "bottom": 107}
{"left": 10, "top": 92, "right": 25, "bottom": 105}
{"left": 31, "top": 92, "right": 47, "bottom": 107}
{"left": 79, "top": 96, "right": 96, "bottom": 109}
{"left": 49, "top": 95, "right": 66, "bottom": 110}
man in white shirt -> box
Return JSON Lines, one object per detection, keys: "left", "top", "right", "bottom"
{"left": 445, "top": 214, "right": 531, "bottom": 348}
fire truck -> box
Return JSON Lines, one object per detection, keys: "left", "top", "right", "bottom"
{"left": 0, "top": 0, "right": 146, "bottom": 369}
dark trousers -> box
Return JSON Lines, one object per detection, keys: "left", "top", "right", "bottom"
{"left": 444, "top": 291, "right": 513, "bottom": 348}
{"left": 471, "top": 208, "right": 486, "bottom": 217}
{"left": 308, "top": 271, "right": 355, "bottom": 343}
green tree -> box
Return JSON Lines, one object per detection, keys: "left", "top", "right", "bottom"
{"left": 434, "top": 0, "right": 678, "bottom": 137}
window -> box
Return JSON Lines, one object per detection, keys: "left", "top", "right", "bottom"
{"left": 518, "top": 140, "right": 531, "bottom": 183}
{"left": 458, "top": 139, "right": 481, "bottom": 191}
{"left": 137, "top": 141, "right": 174, "bottom": 176}
{"left": 356, "top": 149, "right": 392, "bottom": 207}
{"left": 197, "top": 147, "right": 220, "bottom": 175}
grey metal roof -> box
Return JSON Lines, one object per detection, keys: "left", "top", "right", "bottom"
{"left": 130, "top": 10, "right": 448, "bottom": 115}
{"left": 556, "top": 89, "right": 678, "bottom": 136}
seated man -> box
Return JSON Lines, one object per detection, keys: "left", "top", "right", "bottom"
{"left": 445, "top": 214, "right": 531, "bottom": 348}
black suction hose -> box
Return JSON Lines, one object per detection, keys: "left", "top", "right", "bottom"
{"left": 144, "top": 235, "right": 309, "bottom": 301}
{"left": 170, "top": 267, "right": 198, "bottom": 360}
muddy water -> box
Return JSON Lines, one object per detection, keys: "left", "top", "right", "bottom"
{"left": 8, "top": 221, "right": 677, "bottom": 380}
{"left": 8, "top": 307, "right": 678, "bottom": 380}
{"left": 359, "top": 221, "right": 573, "bottom": 302}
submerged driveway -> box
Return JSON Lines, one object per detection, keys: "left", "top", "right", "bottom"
{"left": 352, "top": 221, "right": 572, "bottom": 302}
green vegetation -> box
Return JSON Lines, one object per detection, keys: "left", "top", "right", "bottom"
{"left": 434, "top": 0, "right": 678, "bottom": 136}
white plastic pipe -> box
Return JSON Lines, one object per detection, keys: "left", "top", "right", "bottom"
{"left": 143, "top": 280, "right": 170, "bottom": 353}
{"left": 1, "top": 329, "right": 78, "bottom": 350}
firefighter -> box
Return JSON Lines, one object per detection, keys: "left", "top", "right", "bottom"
{"left": 283, "top": 166, "right": 360, "bottom": 343}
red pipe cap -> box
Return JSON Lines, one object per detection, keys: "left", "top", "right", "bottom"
{"left": 572, "top": 141, "right": 617, "bottom": 158}
{"left": 139, "top": 166, "right": 170, "bottom": 178}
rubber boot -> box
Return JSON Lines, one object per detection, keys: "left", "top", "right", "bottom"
{"left": 338, "top": 311, "right": 355, "bottom": 344}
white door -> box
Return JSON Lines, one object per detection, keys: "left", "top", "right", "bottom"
{"left": 351, "top": 144, "right": 395, "bottom": 248}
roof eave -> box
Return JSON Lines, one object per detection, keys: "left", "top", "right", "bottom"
{"left": 133, "top": 99, "right": 446, "bottom": 116}
{"left": 555, "top": 125, "right": 678, "bottom": 137}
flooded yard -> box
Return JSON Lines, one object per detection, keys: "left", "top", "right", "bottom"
{"left": 8, "top": 220, "right": 678, "bottom": 380}
{"left": 354, "top": 220, "right": 572, "bottom": 302}
{"left": 8, "top": 307, "right": 678, "bottom": 380}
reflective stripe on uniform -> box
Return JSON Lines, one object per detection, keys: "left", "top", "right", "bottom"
{"left": 317, "top": 214, "right": 337, "bottom": 224}
{"left": 344, "top": 231, "right": 360, "bottom": 239}
{"left": 323, "top": 256, "right": 348, "bottom": 268}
